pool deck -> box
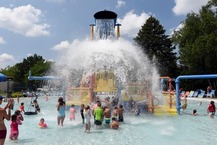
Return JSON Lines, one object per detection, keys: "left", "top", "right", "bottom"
{"left": 186, "top": 97, "right": 217, "bottom": 102}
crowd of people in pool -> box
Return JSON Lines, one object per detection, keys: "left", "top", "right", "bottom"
{"left": 0, "top": 95, "right": 216, "bottom": 145}
{"left": 57, "top": 96, "right": 125, "bottom": 133}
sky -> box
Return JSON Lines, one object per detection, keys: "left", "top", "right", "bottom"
{"left": 0, "top": 0, "right": 210, "bottom": 69}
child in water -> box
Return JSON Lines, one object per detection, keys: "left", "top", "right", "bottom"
{"left": 56, "top": 97, "right": 65, "bottom": 127}
{"left": 17, "top": 96, "right": 19, "bottom": 104}
{"left": 112, "top": 107, "right": 119, "bottom": 119}
{"left": 46, "top": 96, "right": 49, "bottom": 101}
{"left": 10, "top": 99, "right": 14, "bottom": 110}
{"left": 207, "top": 101, "right": 216, "bottom": 119}
{"left": 19, "top": 102, "right": 25, "bottom": 113}
{"left": 38, "top": 118, "right": 47, "bottom": 128}
{"left": 9, "top": 114, "right": 22, "bottom": 140}
{"left": 181, "top": 98, "right": 187, "bottom": 111}
{"left": 80, "top": 104, "right": 85, "bottom": 124}
{"left": 192, "top": 109, "right": 197, "bottom": 116}
{"left": 197, "top": 102, "right": 202, "bottom": 106}
{"left": 135, "top": 107, "right": 141, "bottom": 116}
{"left": 110, "top": 117, "right": 119, "bottom": 130}
{"left": 33, "top": 100, "right": 40, "bottom": 113}
{"left": 14, "top": 110, "right": 24, "bottom": 122}
{"left": 118, "top": 105, "right": 124, "bottom": 122}
{"left": 69, "top": 104, "right": 76, "bottom": 121}
{"left": 103, "top": 106, "right": 111, "bottom": 126}
{"left": 84, "top": 105, "right": 91, "bottom": 133}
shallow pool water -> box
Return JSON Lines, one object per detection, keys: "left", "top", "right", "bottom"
{"left": 1, "top": 96, "right": 217, "bottom": 145}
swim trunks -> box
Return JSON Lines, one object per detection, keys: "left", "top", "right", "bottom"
{"left": 95, "top": 120, "right": 102, "bottom": 125}
{"left": 35, "top": 104, "right": 40, "bottom": 111}
{"left": 118, "top": 116, "right": 124, "bottom": 122}
{"left": 104, "top": 118, "right": 110, "bottom": 124}
{"left": 112, "top": 116, "right": 118, "bottom": 120}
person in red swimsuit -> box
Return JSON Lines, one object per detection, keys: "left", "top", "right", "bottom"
{"left": 19, "top": 102, "right": 25, "bottom": 113}
{"left": 207, "top": 101, "right": 216, "bottom": 119}
{"left": 0, "top": 96, "right": 13, "bottom": 145}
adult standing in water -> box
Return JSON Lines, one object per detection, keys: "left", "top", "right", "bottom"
{"left": 94, "top": 101, "right": 103, "bottom": 128}
{"left": 0, "top": 96, "right": 13, "bottom": 145}
{"left": 56, "top": 97, "right": 65, "bottom": 127}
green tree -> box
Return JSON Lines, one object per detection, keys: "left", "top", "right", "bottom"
{"left": 171, "top": 0, "right": 217, "bottom": 91}
{"left": 0, "top": 54, "right": 53, "bottom": 91}
{"left": 13, "top": 54, "right": 45, "bottom": 82}
{"left": 134, "top": 16, "right": 178, "bottom": 77}
{"left": 27, "top": 60, "right": 54, "bottom": 91}
{"left": 172, "top": 0, "right": 217, "bottom": 75}
{"left": 26, "top": 60, "right": 53, "bottom": 78}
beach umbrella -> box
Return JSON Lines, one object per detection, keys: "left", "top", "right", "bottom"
{"left": 0, "top": 73, "right": 7, "bottom": 82}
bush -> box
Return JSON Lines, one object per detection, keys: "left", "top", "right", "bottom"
{"left": 11, "top": 92, "right": 24, "bottom": 98}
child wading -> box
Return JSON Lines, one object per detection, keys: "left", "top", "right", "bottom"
{"left": 207, "top": 101, "right": 216, "bottom": 119}
{"left": 69, "top": 104, "right": 76, "bottom": 121}
{"left": 38, "top": 118, "right": 47, "bottom": 128}
{"left": 9, "top": 114, "right": 22, "bottom": 140}
{"left": 56, "top": 97, "right": 65, "bottom": 127}
{"left": 80, "top": 104, "right": 85, "bottom": 124}
{"left": 84, "top": 105, "right": 91, "bottom": 133}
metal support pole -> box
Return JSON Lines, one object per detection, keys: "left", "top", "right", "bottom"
{"left": 89, "top": 24, "right": 95, "bottom": 40}
{"left": 175, "top": 81, "right": 181, "bottom": 114}
{"left": 117, "top": 79, "right": 122, "bottom": 103}
{"left": 169, "top": 78, "right": 172, "bottom": 109}
{"left": 116, "top": 23, "right": 121, "bottom": 40}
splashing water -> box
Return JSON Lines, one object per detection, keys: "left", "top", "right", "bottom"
{"left": 95, "top": 19, "right": 115, "bottom": 39}
{"left": 53, "top": 38, "right": 162, "bottom": 103}
{"left": 52, "top": 11, "right": 163, "bottom": 105}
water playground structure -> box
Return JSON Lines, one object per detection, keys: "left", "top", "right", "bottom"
{"left": 27, "top": 10, "right": 178, "bottom": 115}
{"left": 65, "top": 10, "right": 123, "bottom": 106}
{"left": 63, "top": 10, "right": 177, "bottom": 115}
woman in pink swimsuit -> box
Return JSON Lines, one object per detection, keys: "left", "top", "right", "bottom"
{"left": 0, "top": 96, "right": 13, "bottom": 145}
